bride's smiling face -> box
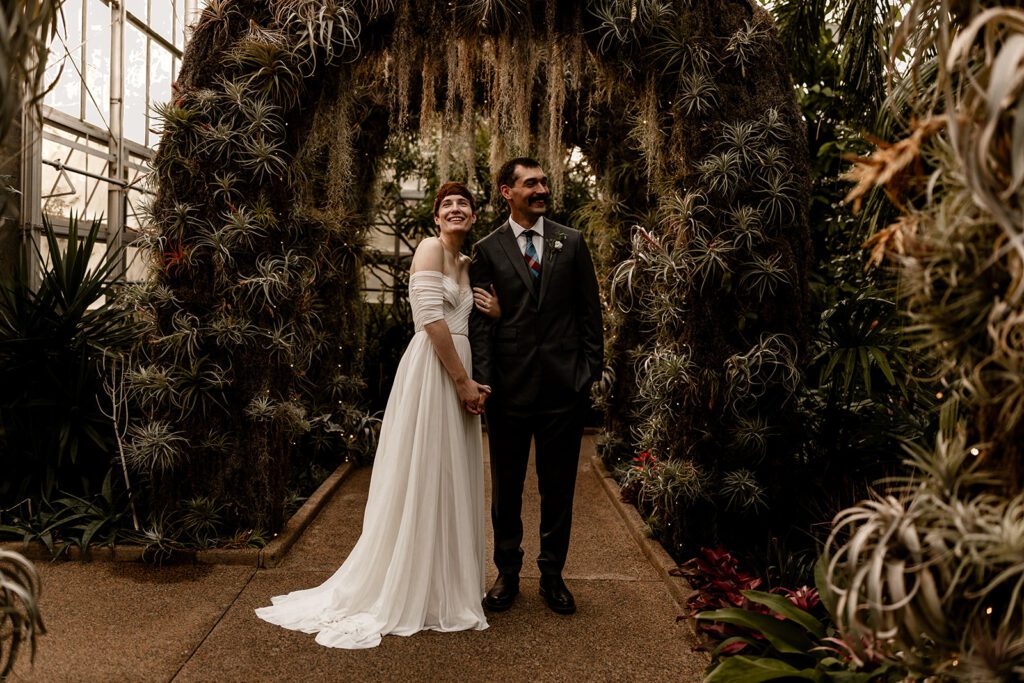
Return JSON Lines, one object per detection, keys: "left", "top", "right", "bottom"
{"left": 434, "top": 195, "right": 475, "bottom": 235}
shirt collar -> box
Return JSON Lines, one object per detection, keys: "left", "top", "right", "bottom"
{"left": 509, "top": 215, "right": 545, "bottom": 238}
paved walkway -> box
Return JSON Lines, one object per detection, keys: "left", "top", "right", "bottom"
{"left": 10, "top": 437, "right": 705, "bottom": 682}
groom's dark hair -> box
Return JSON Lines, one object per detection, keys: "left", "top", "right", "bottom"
{"left": 496, "top": 157, "right": 542, "bottom": 194}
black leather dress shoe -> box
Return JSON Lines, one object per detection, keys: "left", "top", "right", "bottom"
{"left": 539, "top": 575, "right": 576, "bottom": 615}
{"left": 483, "top": 574, "right": 519, "bottom": 612}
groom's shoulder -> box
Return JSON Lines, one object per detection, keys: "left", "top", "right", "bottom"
{"left": 473, "top": 220, "right": 509, "bottom": 249}
{"left": 545, "top": 218, "right": 580, "bottom": 239}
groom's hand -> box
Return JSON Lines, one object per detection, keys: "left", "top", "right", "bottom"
{"left": 476, "top": 385, "right": 492, "bottom": 413}
{"left": 457, "top": 377, "right": 489, "bottom": 415}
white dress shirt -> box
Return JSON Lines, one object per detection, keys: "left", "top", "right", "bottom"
{"left": 509, "top": 216, "right": 545, "bottom": 264}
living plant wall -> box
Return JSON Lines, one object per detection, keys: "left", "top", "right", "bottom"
{"left": 130, "top": 0, "right": 810, "bottom": 535}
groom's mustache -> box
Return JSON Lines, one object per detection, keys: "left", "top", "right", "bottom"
{"left": 529, "top": 195, "right": 549, "bottom": 204}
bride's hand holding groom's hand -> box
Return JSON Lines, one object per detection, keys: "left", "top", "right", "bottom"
{"left": 457, "top": 377, "right": 491, "bottom": 415}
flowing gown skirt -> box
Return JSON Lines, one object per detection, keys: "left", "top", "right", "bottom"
{"left": 255, "top": 332, "right": 488, "bottom": 648}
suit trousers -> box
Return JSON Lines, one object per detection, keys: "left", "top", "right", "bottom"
{"left": 486, "top": 394, "right": 586, "bottom": 577}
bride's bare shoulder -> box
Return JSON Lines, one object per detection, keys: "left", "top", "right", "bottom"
{"left": 411, "top": 238, "right": 444, "bottom": 272}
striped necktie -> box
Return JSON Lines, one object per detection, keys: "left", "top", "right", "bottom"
{"left": 523, "top": 230, "right": 541, "bottom": 280}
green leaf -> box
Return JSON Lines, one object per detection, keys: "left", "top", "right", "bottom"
{"left": 704, "top": 656, "right": 819, "bottom": 682}
{"left": 741, "top": 590, "right": 826, "bottom": 638}
{"left": 712, "top": 635, "right": 759, "bottom": 657}
{"left": 696, "top": 608, "right": 815, "bottom": 654}
{"left": 858, "top": 346, "right": 871, "bottom": 394}
{"left": 867, "top": 346, "right": 896, "bottom": 386}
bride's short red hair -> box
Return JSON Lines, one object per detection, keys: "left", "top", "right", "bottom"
{"left": 433, "top": 182, "right": 477, "bottom": 216}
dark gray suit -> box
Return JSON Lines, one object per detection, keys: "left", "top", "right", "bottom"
{"left": 469, "top": 218, "right": 603, "bottom": 577}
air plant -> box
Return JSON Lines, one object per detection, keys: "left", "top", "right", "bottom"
{"left": 720, "top": 468, "right": 767, "bottom": 511}
{"left": 823, "top": 5, "right": 1024, "bottom": 679}
{"left": 124, "top": 421, "right": 189, "bottom": 473}
{"left": 739, "top": 252, "right": 793, "bottom": 300}
{"left": 725, "top": 17, "right": 771, "bottom": 77}
{"left": 618, "top": 450, "right": 707, "bottom": 528}
{"left": 0, "top": 549, "right": 45, "bottom": 678}
{"left": 698, "top": 149, "right": 743, "bottom": 197}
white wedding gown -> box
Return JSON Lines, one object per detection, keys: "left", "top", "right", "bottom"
{"left": 255, "top": 270, "right": 488, "bottom": 648}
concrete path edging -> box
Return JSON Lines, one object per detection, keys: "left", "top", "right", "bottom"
{"left": 0, "top": 461, "right": 355, "bottom": 567}
{"left": 590, "top": 453, "right": 713, "bottom": 657}
{"left": 260, "top": 461, "right": 355, "bottom": 567}
{"left": 589, "top": 454, "right": 693, "bottom": 609}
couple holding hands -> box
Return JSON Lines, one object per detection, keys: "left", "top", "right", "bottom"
{"left": 256, "top": 157, "right": 603, "bottom": 650}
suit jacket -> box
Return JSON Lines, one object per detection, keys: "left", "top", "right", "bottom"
{"left": 469, "top": 218, "right": 604, "bottom": 411}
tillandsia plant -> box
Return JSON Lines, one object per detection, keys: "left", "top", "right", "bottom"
{"left": 0, "top": 549, "right": 44, "bottom": 679}
{"left": 593, "top": 0, "right": 813, "bottom": 557}
{"left": 146, "top": 1, "right": 811, "bottom": 541}
{"left": 821, "top": 3, "right": 1024, "bottom": 680}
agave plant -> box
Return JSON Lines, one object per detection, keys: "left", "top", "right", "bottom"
{"left": 0, "top": 215, "right": 140, "bottom": 505}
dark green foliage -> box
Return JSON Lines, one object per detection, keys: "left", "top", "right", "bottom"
{"left": 0, "top": 215, "right": 139, "bottom": 504}
{"left": 0, "top": 472, "right": 132, "bottom": 557}
{"left": 698, "top": 560, "right": 897, "bottom": 680}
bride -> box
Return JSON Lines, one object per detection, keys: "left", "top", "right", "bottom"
{"left": 256, "top": 182, "right": 500, "bottom": 649}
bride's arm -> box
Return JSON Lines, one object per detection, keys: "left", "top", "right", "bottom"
{"left": 412, "top": 239, "right": 490, "bottom": 413}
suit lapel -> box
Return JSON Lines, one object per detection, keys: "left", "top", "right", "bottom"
{"left": 537, "top": 223, "right": 563, "bottom": 307}
{"left": 497, "top": 222, "right": 537, "bottom": 300}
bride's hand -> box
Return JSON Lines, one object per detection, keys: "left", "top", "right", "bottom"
{"left": 473, "top": 285, "right": 500, "bottom": 319}
{"left": 457, "top": 378, "right": 488, "bottom": 415}
{"left": 476, "top": 384, "right": 492, "bottom": 413}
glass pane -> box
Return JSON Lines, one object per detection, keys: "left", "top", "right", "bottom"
{"left": 125, "top": 186, "right": 151, "bottom": 233}
{"left": 149, "top": 43, "right": 173, "bottom": 131}
{"left": 84, "top": 0, "right": 111, "bottom": 128}
{"left": 43, "top": 0, "right": 83, "bottom": 118}
{"left": 126, "top": 0, "right": 147, "bottom": 22}
{"left": 125, "top": 151, "right": 153, "bottom": 234}
{"left": 40, "top": 133, "right": 113, "bottom": 222}
{"left": 151, "top": 0, "right": 174, "bottom": 44}
{"left": 125, "top": 245, "right": 152, "bottom": 283}
{"left": 123, "top": 24, "right": 148, "bottom": 145}
{"left": 41, "top": 142, "right": 84, "bottom": 217}
{"left": 175, "top": 0, "right": 186, "bottom": 48}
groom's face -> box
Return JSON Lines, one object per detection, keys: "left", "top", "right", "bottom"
{"left": 502, "top": 165, "right": 549, "bottom": 223}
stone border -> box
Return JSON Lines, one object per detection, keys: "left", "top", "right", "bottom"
{"left": 260, "top": 461, "right": 354, "bottom": 567}
{"left": 589, "top": 454, "right": 693, "bottom": 609}
{"left": 590, "top": 453, "right": 712, "bottom": 657}
{"left": 1, "top": 461, "right": 355, "bottom": 568}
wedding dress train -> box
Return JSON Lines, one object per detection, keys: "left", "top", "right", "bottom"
{"left": 255, "top": 271, "right": 488, "bottom": 648}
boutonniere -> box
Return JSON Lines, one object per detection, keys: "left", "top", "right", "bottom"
{"left": 546, "top": 232, "right": 567, "bottom": 254}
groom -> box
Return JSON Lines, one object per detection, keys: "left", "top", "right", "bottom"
{"left": 469, "top": 157, "right": 603, "bottom": 615}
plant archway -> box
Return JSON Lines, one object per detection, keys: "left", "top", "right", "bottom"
{"left": 136, "top": 0, "right": 811, "bottom": 534}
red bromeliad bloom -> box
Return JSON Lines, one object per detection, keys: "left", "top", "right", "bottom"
{"left": 778, "top": 585, "right": 820, "bottom": 612}
{"left": 632, "top": 450, "right": 658, "bottom": 469}
{"left": 161, "top": 241, "right": 190, "bottom": 276}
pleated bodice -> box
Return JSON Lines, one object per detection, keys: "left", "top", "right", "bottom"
{"left": 409, "top": 270, "right": 473, "bottom": 335}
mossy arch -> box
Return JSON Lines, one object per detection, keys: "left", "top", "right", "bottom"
{"left": 139, "top": 0, "right": 811, "bottom": 535}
